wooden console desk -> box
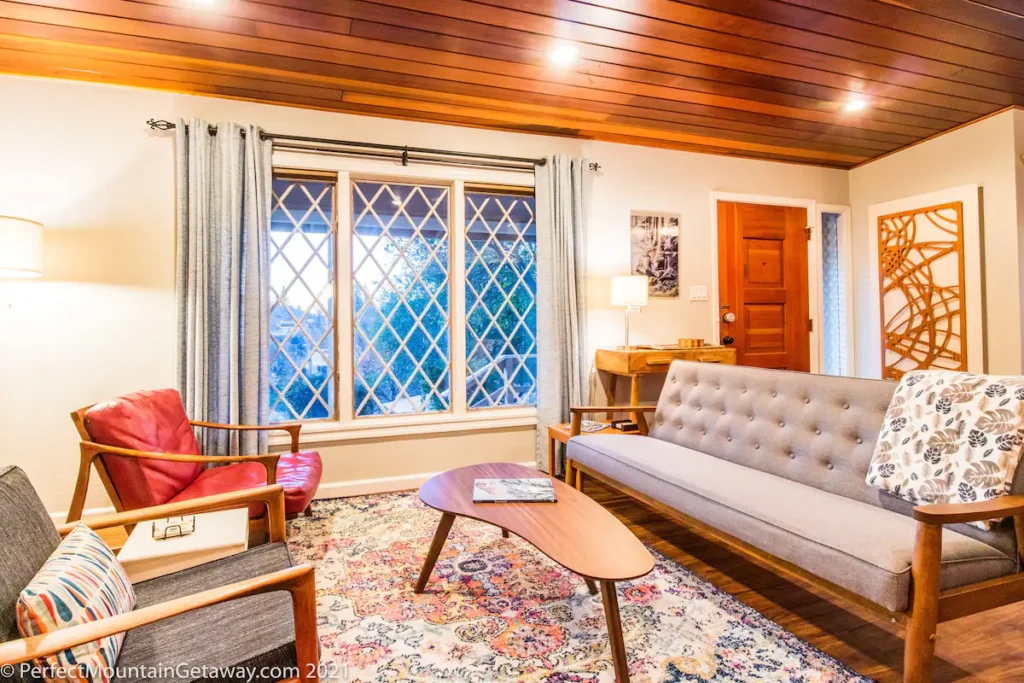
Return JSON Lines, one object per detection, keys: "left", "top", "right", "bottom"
{"left": 595, "top": 346, "right": 737, "bottom": 422}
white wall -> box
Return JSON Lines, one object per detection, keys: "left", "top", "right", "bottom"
{"left": 0, "top": 75, "right": 850, "bottom": 513}
{"left": 849, "top": 109, "right": 1023, "bottom": 378}
{"left": 1016, "top": 109, "right": 1024, "bottom": 360}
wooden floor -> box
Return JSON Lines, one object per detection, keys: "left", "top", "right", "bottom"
{"left": 584, "top": 479, "right": 1024, "bottom": 683}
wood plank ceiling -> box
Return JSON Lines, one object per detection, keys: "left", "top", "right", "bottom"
{"left": 0, "top": 0, "right": 1021, "bottom": 168}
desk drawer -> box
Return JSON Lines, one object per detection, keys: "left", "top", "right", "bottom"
{"left": 623, "top": 349, "right": 736, "bottom": 372}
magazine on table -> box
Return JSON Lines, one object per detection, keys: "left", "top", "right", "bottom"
{"left": 473, "top": 478, "right": 557, "bottom": 503}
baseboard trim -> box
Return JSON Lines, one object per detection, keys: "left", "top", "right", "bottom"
{"left": 51, "top": 505, "right": 115, "bottom": 523}
{"left": 50, "top": 461, "right": 539, "bottom": 522}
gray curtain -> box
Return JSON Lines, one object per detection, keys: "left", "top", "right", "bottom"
{"left": 175, "top": 118, "right": 272, "bottom": 455}
{"left": 535, "top": 155, "right": 588, "bottom": 474}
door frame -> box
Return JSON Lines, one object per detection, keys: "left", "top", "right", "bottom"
{"left": 709, "top": 192, "right": 820, "bottom": 374}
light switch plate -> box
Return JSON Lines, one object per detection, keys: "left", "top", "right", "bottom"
{"left": 689, "top": 285, "right": 708, "bottom": 301}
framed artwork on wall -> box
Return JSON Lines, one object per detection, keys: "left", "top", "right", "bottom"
{"left": 867, "top": 185, "right": 982, "bottom": 379}
{"left": 630, "top": 211, "right": 679, "bottom": 297}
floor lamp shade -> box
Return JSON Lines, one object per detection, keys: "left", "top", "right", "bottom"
{"left": 0, "top": 216, "right": 43, "bottom": 278}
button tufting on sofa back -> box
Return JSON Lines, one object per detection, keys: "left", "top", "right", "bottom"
{"left": 649, "top": 361, "right": 900, "bottom": 508}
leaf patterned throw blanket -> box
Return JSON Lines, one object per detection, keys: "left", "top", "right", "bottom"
{"left": 865, "top": 370, "right": 1024, "bottom": 529}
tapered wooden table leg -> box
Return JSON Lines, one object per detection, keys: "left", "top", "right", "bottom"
{"left": 415, "top": 512, "right": 455, "bottom": 594}
{"left": 584, "top": 578, "right": 598, "bottom": 595}
{"left": 600, "top": 579, "right": 630, "bottom": 682}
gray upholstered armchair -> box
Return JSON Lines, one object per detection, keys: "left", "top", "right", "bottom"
{"left": 0, "top": 466, "right": 320, "bottom": 683}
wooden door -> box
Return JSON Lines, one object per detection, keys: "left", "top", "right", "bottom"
{"left": 717, "top": 201, "right": 810, "bottom": 371}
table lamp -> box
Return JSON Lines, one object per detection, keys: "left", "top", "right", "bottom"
{"left": 611, "top": 275, "right": 648, "bottom": 348}
{"left": 0, "top": 216, "right": 43, "bottom": 278}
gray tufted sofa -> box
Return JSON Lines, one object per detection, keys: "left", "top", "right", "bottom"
{"left": 566, "top": 361, "right": 1024, "bottom": 682}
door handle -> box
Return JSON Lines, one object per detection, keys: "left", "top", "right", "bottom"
{"left": 722, "top": 335, "right": 735, "bottom": 345}
{"left": 722, "top": 312, "right": 736, "bottom": 323}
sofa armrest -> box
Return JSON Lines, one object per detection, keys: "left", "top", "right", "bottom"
{"left": 80, "top": 441, "right": 281, "bottom": 472}
{"left": 190, "top": 421, "right": 302, "bottom": 453}
{"left": 69, "top": 443, "right": 282, "bottom": 524}
{"left": 913, "top": 495, "right": 1024, "bottom": 525}
{"left": 0, "top": 565, "right": 319, "bottom": 679}
{"left": 568, "top": 405, "right": 658, "bottom": 414}
{"left": 79, "top": 441, "right": 280, "bottom": 482}
{"left": 61, "top": 485, "right": 287, "bottom": 542}
{"left": 569, "top": 405, "right": 657, "bottom": 437}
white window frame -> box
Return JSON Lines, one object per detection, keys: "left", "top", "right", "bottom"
{"left": 269, "top": 151, "right": 538, "bottom": 447}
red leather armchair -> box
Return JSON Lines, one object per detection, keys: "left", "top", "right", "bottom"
{"left": 68, "top": 389, "right": 323, "bottom": 526}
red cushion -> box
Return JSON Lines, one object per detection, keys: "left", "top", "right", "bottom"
{"left": 84, "top": 389, "right": 204, "bottom": 510}
{"left": 169, "top": 451, "right": 323, "bottom": 518}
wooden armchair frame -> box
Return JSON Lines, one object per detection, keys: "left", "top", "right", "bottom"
{"left": 0, "top": 485, "right": 320, "bottom": 681}
{"left": 68, "top": 404, "right": 302, "bottom": 524}
{"left": 562, "top": 405, "right": 1024, "bottom": 682}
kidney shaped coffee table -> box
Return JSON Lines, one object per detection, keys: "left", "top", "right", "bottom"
{"left": 415, "top": 462, "right": 654, "bottom": 682}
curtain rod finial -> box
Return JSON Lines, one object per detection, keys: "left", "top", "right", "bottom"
{"left": 147, "top": 119, "right": 176, "bottom": 131}
{"left": 588, "top": 162, "right": 601, "bottom": 171}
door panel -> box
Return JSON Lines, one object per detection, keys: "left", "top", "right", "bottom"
{"left": 744, "top": 304, "right": 786, "bottom": 351}
{"left": 744, "top": 239, "right": 784, "bottom": 285}
{"left": 718, "top": 201, "right": 810, "bottom": 371}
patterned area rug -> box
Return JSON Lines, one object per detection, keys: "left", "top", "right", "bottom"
{"left": 287, "top": 492, "right": 870, "bottom": 683}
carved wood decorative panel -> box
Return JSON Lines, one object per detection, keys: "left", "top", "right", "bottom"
{"left": 877, "top": 201, "right": 966, "bottom": 381}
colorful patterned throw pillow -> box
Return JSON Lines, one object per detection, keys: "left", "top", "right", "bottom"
{"left": 866, "top": 370, "right": 1024, "bottom": 529}
{"left": 17, "top": 524, "right": 136, "bottom": 683}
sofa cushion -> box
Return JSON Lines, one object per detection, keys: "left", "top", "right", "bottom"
{"left": 84, "top": 389, "right": 204, "bottom": 510}
{"left": 168, "top": 451, "right": 322, "bottom": 517}
{"left": 17, "top": 524, "right": 136, "bottom": 683}
{"left": 866, "top": 370, "right": 1024, "bottom": 530}
{"left": 113, "top": 543, "right": 297, "bottom": 683}
{"left": 568, "top": 434, "right": 1017, "bottom": 612}
{"left": 649, "top": 361, "right": 899, "bottom": 509}
{"left": 0, "top": 466, "right": 61, "bottom": 646}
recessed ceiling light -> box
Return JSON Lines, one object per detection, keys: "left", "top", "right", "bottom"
{"left": 843, "top": 98, "right": 868, "bottom": 113}
{"left": 547, "top": 44, "right": 579, "bottom": 67}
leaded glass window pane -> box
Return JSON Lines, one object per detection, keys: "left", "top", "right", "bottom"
{"left": 465, "top": 190, "right": 537, "bottom": 408}
{"left": 821, "top": 212, "right": 848, "bottom": 376}
{"left": 269, "top": 178, "right": 336, "bottom": 422}
{"left": 352, "top": 180, "right": 451, "bottom": 417}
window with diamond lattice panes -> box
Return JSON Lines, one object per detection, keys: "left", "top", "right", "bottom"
{"left": 352, "top": 181, "right": 451, "bottom": 417}
{"left": 269, "top": 177, "right": 337, "bottom": 422}
{"left": 465, "top": 190, "right": 537, "bottom": 408}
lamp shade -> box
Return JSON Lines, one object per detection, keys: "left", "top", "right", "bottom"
{"left": 0, "top": 216, "right": 43, "bottom": 278}
{"left": 610, "top": 275, "right": 648, "bottom": 307}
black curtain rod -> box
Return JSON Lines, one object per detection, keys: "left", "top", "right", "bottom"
{"left": 146, "top": 119, "right": 548, "bottom": 168}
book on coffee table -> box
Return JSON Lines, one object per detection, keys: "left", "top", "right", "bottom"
{"left": 473, "top": 478, "right": 557, "bottom": 503}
